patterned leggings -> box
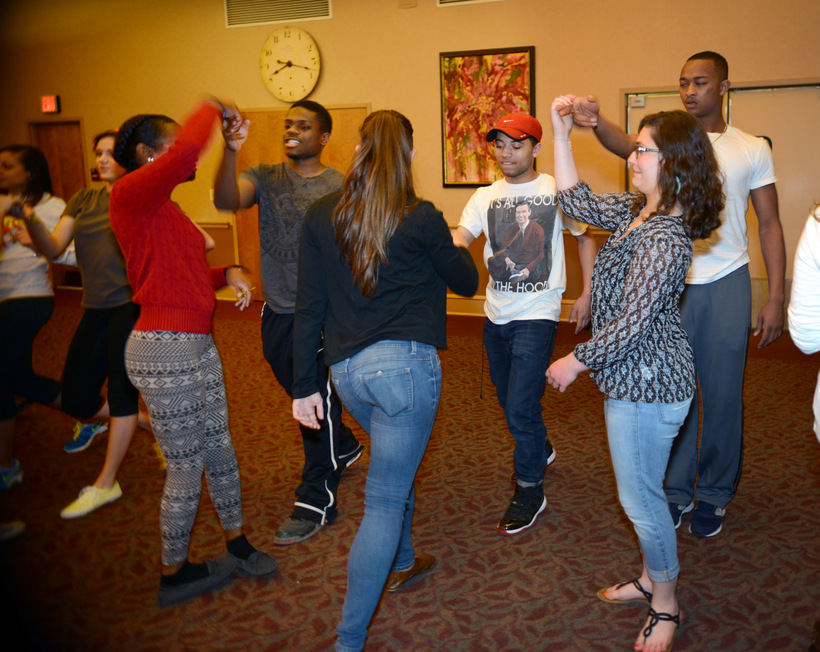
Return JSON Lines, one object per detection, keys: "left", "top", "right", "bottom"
{"left": 125, "top": 330, "right": 243, "bottom": 566}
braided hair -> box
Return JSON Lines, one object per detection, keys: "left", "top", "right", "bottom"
{"left": 113, "top": 114, "right": 177, "bottom": 172}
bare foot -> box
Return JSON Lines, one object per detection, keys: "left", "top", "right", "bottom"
{"left": 597, "top": 577, "right": 652, "bottom": 604}
{"left": 634, "top": 606, "right": 680, "bottom": 652}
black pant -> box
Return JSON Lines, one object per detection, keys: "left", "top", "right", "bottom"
{"left": 61, "top": 302, "right": 140, "bottom": 419}
{"left": 0, "top": 297, "right": 61, "bottom": 420}
{"left": 261, "top": 305, "right": 359, "bottom": 525}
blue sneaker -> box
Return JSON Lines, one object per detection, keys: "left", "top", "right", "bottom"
{"left": 0, "top": 459, "right": 23, "bottom": 490}
{"left": 64, "top": 421, "right": 108, "bottom": 453}
{"left": 669, "top": 501, "right": 694, "bottom": 529}
{"left": 690, "top": 501, "right": 726, "bottom": 538}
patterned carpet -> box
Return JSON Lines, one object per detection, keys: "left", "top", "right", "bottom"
{"left": 1, "top": 294, "right": 818, "bottom": 651}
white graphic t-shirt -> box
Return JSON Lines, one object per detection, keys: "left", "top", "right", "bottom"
{"left": 458, "top": 173, "right": 586, "bottom": 324}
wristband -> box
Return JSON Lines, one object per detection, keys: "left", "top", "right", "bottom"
{"left": 208, "top": 100, "right": 229, "bottom": 121}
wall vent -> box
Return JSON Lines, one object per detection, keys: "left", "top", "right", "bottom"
{"left": 438, "top": 0, "right": 508, "bottom": 7}
{"left": 225, "top": 0, "right": 332, "bottom": 28}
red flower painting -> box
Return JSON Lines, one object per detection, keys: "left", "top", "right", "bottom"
{"left": 440, "top": 47, "right": 534, "bottom": 185}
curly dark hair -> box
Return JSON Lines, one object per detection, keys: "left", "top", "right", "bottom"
{"left": 0, "top": 145, "right": 53, "bottom": 204}
{"left": 113, "top": 114, "right": 177, "bottom": 172}
{"left": 637, "top": 110, "right": 724, "bottom": 241}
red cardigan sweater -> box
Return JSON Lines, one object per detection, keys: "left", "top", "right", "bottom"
{"left": 110, "top": 103, "right": 227, "bottom": 335}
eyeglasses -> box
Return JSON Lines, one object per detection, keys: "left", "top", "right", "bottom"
{"left": 633, "top": 144, "right": 661, "bottom": 157}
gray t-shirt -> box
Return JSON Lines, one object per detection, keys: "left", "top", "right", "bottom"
{"left": 65, "top": 186, "right": 132, "bottom": 309}
{"left": 241, "top": 162, "right": 343, "bottom": 312}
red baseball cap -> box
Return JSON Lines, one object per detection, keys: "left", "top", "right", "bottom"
{"left": 486, "top": 113, "right": 542, "bottom": 143}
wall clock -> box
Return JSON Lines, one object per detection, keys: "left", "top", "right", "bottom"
{"left": 260, "top": 27, "right": 321, "bottom": 102}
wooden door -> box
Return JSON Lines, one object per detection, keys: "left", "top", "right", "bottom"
{"left": 30, "top": 120, "right": 88, "bottom": 289}
{"left": 235, "top": 105, "right": 369, "bottom": 301}
{"left": 30, "top": 121, "right": 88, "bottom": 203}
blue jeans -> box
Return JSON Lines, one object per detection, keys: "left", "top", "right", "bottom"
{"left": 483, "top": 319, "right": 558, "bottom": 484}
{"left": 331, "top": 340, "right": 441, "bottom": 652}
{"left": 604, "top": 397, "right": 692, "bottom": 583}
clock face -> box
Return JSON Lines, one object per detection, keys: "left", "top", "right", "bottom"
{"left": 260, "top": 27, "right": 321, "bottom": 102}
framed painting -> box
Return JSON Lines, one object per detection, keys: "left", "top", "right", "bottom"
{"left": 440, "top": 46, "right": 534, "bottom": 186}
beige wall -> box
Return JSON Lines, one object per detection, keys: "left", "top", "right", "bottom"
{"left": 2, "top": 0, "right": 818, "bottom": 270}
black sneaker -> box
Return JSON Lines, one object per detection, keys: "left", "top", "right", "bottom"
{"left": 510, "top": 440, "right": 556, "bottom": 487}
{"left": 338, "top": 442, "right": 364, "bottom": 474}
{"left": 274, "top": 517, "right": 323, "bottom": 545}
{"left": 668, "top": 501, "right": 694, "bottom": 529}
{"left": 689, "top": 501, "right": 726, "bottom": 538}
{"left": 497, "top": 484, "right": 547, "bottom": 535}
{"left": 156, "top": 554, "right": 237, "bottom": 608}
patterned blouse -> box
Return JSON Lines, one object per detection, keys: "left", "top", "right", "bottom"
{"left": 558, "top": 182, "right": 695, "bottom": 403}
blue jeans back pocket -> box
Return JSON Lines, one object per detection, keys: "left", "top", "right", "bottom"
{"left": 656, "top": 399, "right": 692, "bottom": 427}
{"left": 360, "top": 367, "right": 413, "bottom": 417}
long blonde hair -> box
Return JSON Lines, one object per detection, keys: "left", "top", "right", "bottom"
{"left": 333, "top": 110, "right": 418, "bottom": 296}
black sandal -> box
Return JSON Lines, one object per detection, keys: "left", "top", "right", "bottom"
{"left": 642, "top": 607, "right": 681, "bottom": 651}
{"left": 596, "top": 577, "right": 653, "bottom": 605}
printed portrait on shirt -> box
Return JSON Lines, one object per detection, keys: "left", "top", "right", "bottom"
{"left": 485, "top": 194, "right": 557, "bottom": 293}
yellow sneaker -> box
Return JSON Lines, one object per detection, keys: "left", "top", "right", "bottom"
{"left": 60, "top": 482, "right": 122, "bottom": 519}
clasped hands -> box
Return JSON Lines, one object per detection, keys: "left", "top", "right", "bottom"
{"left": 219, "top": 103, "right": 250, "bottom": 152}
{"left": 550, "top": 94, "right": 601, "bottom": 129}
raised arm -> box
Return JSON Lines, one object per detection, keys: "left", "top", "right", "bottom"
{"left": 550, "top": 95, "right": 581, "bottom": 191}
{"left": 572, "top": 95, "right": 634, "bottom": 160}
{"left": 213, "top": 114, "right": 257, "bottom": 211}
{"left": 750, "top": 183, "right": 786, "bottom": 347}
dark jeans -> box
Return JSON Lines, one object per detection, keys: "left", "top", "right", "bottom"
{"left": 0, "top": 297, "right": 61, "bottom": 420}
{"left": 261, "top": 305, "right": 360, "bottom": 524}
{"left": 483, "top": 318, "right": 558, "bottom": 485}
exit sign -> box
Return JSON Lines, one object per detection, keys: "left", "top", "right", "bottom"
{"left": 41, "top": 95, "right": 61, "bottom": 114}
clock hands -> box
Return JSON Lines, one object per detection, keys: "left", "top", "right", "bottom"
{"left": 260, "top": 27, "right": 321, "bottom": 100}
{"left": 275, "top": 59, "right": 318, "bottom": 72}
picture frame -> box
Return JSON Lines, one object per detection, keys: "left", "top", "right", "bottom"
{"left": 439, "top": 46, "right": 535, "bottom": 187}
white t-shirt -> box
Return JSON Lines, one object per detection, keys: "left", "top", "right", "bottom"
{"left": 0, "top": 194, "right": 66, "bottom": 302}
{"left": 788, "top": 210, "right": 820, "bottom": 443}
{"left": 688, "top": 125, "right": 777, "bottom": 284}
{"left": 458, "top": 173, "right": 586, "bottom": 324}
